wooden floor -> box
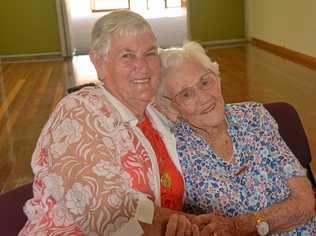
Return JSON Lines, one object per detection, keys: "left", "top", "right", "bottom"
{"left": 0, "top": 59, "right": 69, "bottom": 192}
{"left": 0, "top": 43, "right": 315, "bottom": 193}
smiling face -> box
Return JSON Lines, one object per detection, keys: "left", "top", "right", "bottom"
{"left": 91, "top": 30, "right": 161, "bottom": 119}
{"left": 163, "top": 59, "right": 226, "bottom": 129}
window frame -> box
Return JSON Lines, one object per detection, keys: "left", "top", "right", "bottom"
{"left": 90, "top": 0, "right": 186, "bottom": 12}
{"left": 164, "top": 0, "right": 185, "bottom": 8}
{"left": 91, "top": 0, "right": 131, "bottom": 12}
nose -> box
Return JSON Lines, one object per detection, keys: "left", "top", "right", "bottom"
{"left": 196, "top": 88, "right": 211, "bottom": 104}
{"left": 133, "top": 57, "right": 149, "bottom": 72}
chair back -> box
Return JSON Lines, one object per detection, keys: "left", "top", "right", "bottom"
{"left": 264, "top": 102, "right": 315, "bottom": 188}
{"left": 0, "top": 182, "right": 33, "bottom": 236}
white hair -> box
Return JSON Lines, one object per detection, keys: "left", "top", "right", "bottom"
{"left": 156, "top": 42, "right": 220, "bottom": 118}
{"left": 158, "top": 41, "right": 219, "bottom": 98}
{"left": 160, "top": 41, "right": 219, "bottom": 76}
{"left": 90, "top": 10, "right": 154, "bottom": 56}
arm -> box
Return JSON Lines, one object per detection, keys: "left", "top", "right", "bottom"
{"left": 193, "top": 103, "right": 315, "bottom": 235}
{"left": 232, "top": 176, "right": 315, "bottom": 235}
{"left": 233, "top": 105, "right": 315, "bottom": 234}
{"left": 30, "top": 93, "right": 192, "bottom": 235}
{"left": 35, "top": 94, "right": 141, "bottom": 234}
{"left": 192, "top": 171, "right": 315, "bottom": 236}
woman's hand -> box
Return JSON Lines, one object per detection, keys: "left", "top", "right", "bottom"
{"left": 165, "top": 214, "right": 199, "bottom": 236}
{"left": 192, "top": 214, "right": 237, "bottom": 236}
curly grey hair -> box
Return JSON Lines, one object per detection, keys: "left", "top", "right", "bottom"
{"left": 155, "top": 42, "right": 220, "bottom": 120}
{"left": 90, "top": 10, "right": 155, "bottom": 56}
{"left": 160, "top": 41, "right": 219, "bottom": 76}
{"left": 157, "top": 41, "right": 219, "bottom": 98}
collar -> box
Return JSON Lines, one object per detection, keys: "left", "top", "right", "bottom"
{"left": 100, "top": 86, "right": 139, "bottom": 126}
{"left": 224, "top": 104, "right": 242, "bottom": 133}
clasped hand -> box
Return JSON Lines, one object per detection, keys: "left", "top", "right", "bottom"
{"left": 165, "top": 213, "right": 236, "bottom": 236}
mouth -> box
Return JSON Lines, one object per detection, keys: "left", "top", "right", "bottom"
{"left": 201, "top": 103, "right": 216, "bottom": 114}
{"left": 132, "top": 77, "right": 151, "bottom": 84}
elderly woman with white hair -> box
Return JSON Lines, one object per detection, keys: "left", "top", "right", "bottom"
{"left": 18, "top": 11, "right": 199, "bottom": 236}
{"left": 157, "top": 42, "right": 316, "bottom": 235}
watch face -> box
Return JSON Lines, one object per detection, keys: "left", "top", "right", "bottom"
{"left": 257, "top": 221, "right": 269, "bottom": 236}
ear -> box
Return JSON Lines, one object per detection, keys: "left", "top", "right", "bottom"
{"left": 89, "top": 52, "right": 102, "bottom": 68}
{"left": 89, "top": 52, "right": 107, "bottom": 80}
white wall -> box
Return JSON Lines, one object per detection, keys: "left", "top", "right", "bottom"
{"left": 68, "top": 0, "right": 187, "bottom": 54}
{"left": 246, "top": 0, "right": 316, "bottom": 58}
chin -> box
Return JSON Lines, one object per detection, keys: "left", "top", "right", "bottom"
{"left": 199, "top": 114, "right": 225, "bottom": 128}
{"left": 136, "top": 93, "right": 155, "bottom": 103}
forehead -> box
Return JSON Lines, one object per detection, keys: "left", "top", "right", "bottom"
{"left": 110, "top": 31, "right": 157, "bottom": 52}
{"left": 164, "top": 59, "right": 208, "bottom": 94}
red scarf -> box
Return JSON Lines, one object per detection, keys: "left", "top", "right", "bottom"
{"left": 138, "top": 115, "right": 184, "bottom": 210}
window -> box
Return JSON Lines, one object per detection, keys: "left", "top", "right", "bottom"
{"left": 165, "top": 0, "right": 182, "bottom": 8}
{"left": 91, "top": 0, "right": 130, "bottom": 12}
{"left": 91, "top": 0, "right": 185, "bottom": 12}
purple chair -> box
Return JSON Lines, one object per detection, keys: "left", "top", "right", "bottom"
{"left": 263, "top": 102, "right": 316, "bottom": 188}
{"left": 0, "top": 101, "right": 315, "bottom": 236}
{"left": 0, "top": 182, "right": 33, "bottom": 236}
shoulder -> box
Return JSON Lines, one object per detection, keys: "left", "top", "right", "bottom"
{"left": 226, "top": 102, "right": 275, "bottom": 130}
{"left": 173, "top": 121, "right": 196, "bottom": 146}
{"left": 174, "top": 121, "right": 193, "bottom": 135}
{"left": 56, "top": 85, "right": 116, "bottom": 115}
{"left": 226, "top": 101, "right": 263, "bottom": 120}
{"left": 65, "top": 85, "right": 105, "bottom": 106}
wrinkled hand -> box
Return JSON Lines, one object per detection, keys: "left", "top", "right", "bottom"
{"left": 192, "top": 214, "right": 236, "bottom": 236}
{"left": 165, "top": 214, "right": 199, "bottom": 236}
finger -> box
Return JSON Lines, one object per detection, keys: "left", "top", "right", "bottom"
{"left": 176, "top": 215, "right": 189, "bottom": 236}
{"left": 184, "top": 220, "right": 193, "bottom": 236}
{"left": 200, "top": 223, "right": 216, "bottom": 236}
{"left": 213, "top": 230, "right": 233, "bottom": 236}
{"left": 165, "top": 214, "right": 179, "bottom": 236}
{"left": 191, "top": 214, "right": 214, "bottom": 226}
{"left": 192, "top": 224, "right": 200, "bottom": 236}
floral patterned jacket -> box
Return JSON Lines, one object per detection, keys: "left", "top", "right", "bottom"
{"left": 19, "top": 85, "right": 181, "bottom": 236}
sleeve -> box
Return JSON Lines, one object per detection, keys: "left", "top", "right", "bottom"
{"left": 256, "top": 104, "right": 306, "bottom": 180}
{"left": 22, "top": 93, "right": 154, "bottom": 235}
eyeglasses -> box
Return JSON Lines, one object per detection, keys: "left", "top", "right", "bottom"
{"left": 163, "top": 70, "right": 217, "bottom": 106}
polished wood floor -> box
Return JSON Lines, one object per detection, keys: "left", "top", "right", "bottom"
{"left": 0, "top": 44, "right": 315, "bottom": 193}
{"left": 0, "top": 59, "right": 69, "bottom": 192}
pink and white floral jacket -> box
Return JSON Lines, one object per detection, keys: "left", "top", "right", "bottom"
{"left": 19, "top": 85, "right": 182, "bottom": 236}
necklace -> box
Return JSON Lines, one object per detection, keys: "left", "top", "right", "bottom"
{"left": 155, "top": 149, "right": 172, "bottom": 188}
{"left": 161, "top": 172, "right": 172, "bottom": 188}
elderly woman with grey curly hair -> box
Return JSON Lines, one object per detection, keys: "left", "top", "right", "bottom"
{"left": 19, "top": 11, "right": 201, "bottom": 236}
{"left": 157, "top": 41, "right": 316, "bottom": 236}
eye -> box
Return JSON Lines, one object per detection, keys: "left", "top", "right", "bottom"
{"left": 201, "top": 79, "right": 210, "bottom": 86}
{"left": 200, "top": 77, "right": 214, "bottom": 89}
{"left": 121, "top": 52, "right": 135, "bottom": 59}
{"left": 179, "top": 89, "right": 193, "bottom": 99}
{"left": 145, "top": 50, "right": 158, "bottom": 57}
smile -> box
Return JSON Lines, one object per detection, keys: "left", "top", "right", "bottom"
{"left": 132, "top": 78, "right": 151, "bottom": 84}
{"left": 201, "top": 103, "right": 216, "bottom": 114}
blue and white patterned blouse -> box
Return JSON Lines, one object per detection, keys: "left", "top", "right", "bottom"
{"left": 175, "top": 102, "right": 316, "bottom": 235}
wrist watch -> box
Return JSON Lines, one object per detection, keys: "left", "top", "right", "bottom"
{"left": 254, "top": 212, "right": 269, "bottom": 236}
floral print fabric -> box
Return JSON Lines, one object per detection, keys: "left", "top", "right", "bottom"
{"left": 19, "top": 86, "right": 166, "bottom": 235}
{"left": 175, "top": 102, "right": 316, "bottom": 235}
